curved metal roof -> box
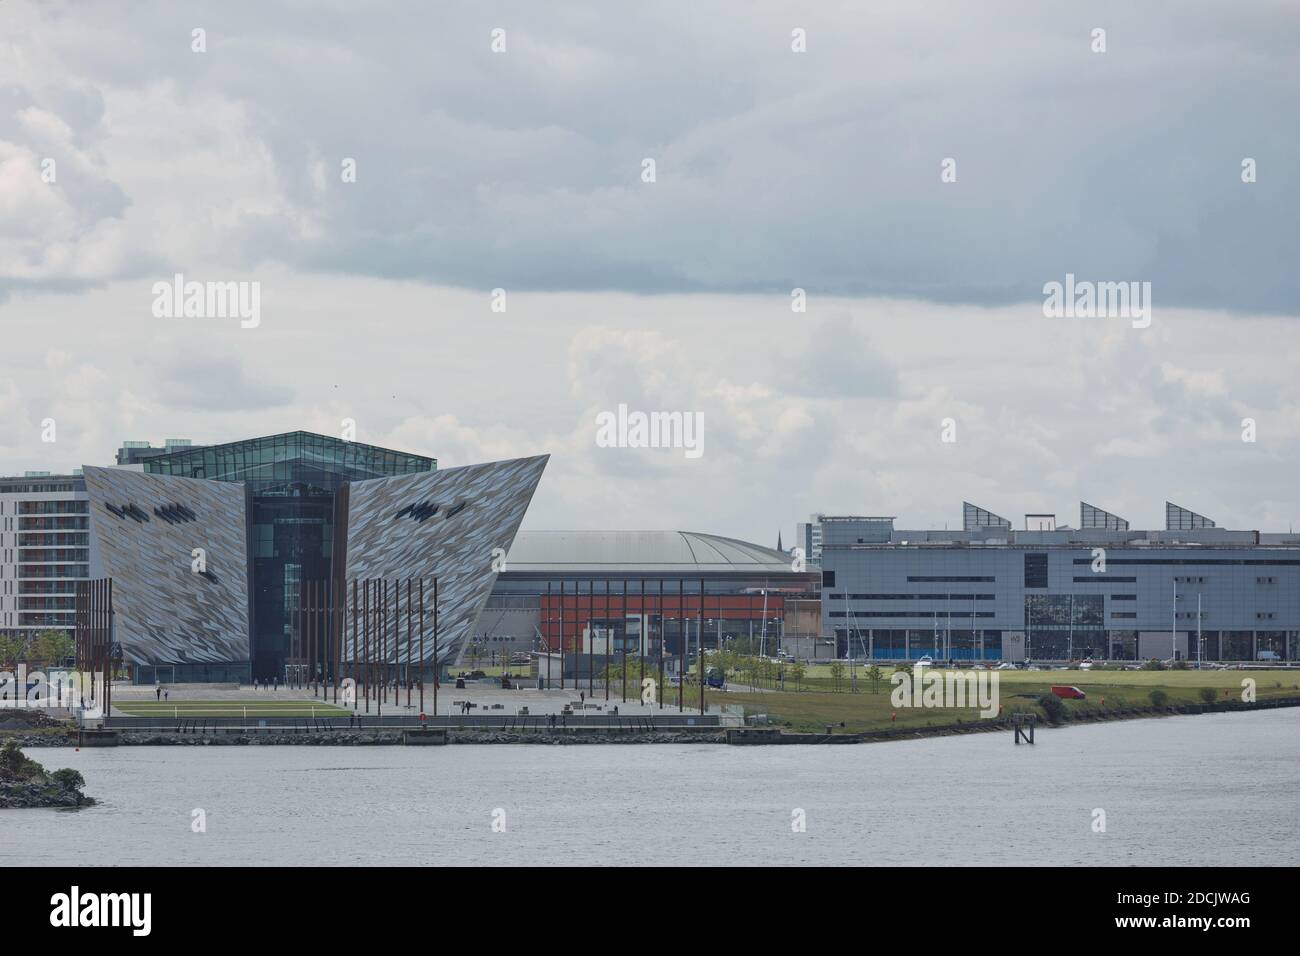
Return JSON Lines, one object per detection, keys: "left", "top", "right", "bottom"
{"left": 503, "top": 530, "right": 802, "bottom": 575}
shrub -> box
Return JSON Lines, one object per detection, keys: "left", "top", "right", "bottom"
{"left": 1198, "top": 687, "right": 1217, "bottom": 705}
{"left": 1149, "top": 689, "right": 1170, "bottom": 709}
{"left": 1038, "top": 692, "right": 1067, "bottom": 724}
{"left": 1171, "top": 660, "right": 1189, "bottom": 670}
{"left": 1141, "top": 658, "right": 1166, "bottom": 671}
{"left": 0, "top": 738, "right": 38, "bottom": 776}
{"left": 50, "top": 768, "right": 85, "bottom": 793}
{"left": 0, "top": 738, "right": 24, "bottom": 773}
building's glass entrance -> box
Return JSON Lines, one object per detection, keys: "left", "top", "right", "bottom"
{"left": 144, "top": 431, "right": 434, "bottom": 678}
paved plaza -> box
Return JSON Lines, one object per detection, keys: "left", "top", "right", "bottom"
{"left": 109, "top": 680, "right": 732, "bottom": 718}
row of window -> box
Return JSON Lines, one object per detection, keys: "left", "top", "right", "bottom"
{"left": 16, "top": 533, "right": 88, "bottom": 547}
{"left": 105, "top": 503, "right": 151, "bottom": 522}
{"left": 827, "top": 593, "right": 995, "bottom": 601}
{"left": 16, "top": 549, "right": 88, "bottom": 563}
{"left": 829, "top": 610, "right": 996, "bottom": 619}
{"left": 17, "top": 501, "right": 88, "bottom": 515}
{"left": 907, "top": 575, "right": 996, "bottom": 583}
{"left": 393, "top": 500, "right": 468, "bottom": 523}
{"left": 18, "top": 517, "right": 87, "bottom": 531}
{"left": 1071, "top": 557, "right": 1300, "bottom": 566}
{"left": 17, "top": 566, "right": 88, "bottom": 579}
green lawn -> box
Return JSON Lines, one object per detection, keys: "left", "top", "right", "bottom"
{"left": 113, "top": 699, "right": 354, "bottom": 718}
{"left": 710, "top": 667, "right": 1300, "bottom": 734}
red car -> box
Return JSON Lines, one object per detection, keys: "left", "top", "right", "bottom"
{"left": 1050, "top": 685, "right": 1086, "bottom": 700}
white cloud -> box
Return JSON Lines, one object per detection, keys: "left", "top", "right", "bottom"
{"left": 0, "top": 277, "right": 1296, "bottom": 537}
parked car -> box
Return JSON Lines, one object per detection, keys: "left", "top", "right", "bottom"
{"left": 915, "top": 655, "right": 934, "bottom": 668}
{"left": 1050, "top": 685, "right": 1087, "bottom": 700}
{"left": 996, "top": 662, "right": 1015, "bottom": 670}
{"left": 1257, "top": 650, "right": 1281, "bottom": 662}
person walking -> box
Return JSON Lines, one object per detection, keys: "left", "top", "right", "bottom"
{"left": 155, "top": 685, "right": 162, "bottom": 701}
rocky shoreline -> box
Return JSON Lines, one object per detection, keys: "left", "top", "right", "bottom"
{"left": 0, "top": 739, "right": 94, "bottom": 809}
{"left": 0, "top": 780, "right": 94, "bottom": 808}
{"left": 9, "top": 730, "right": 727, "bottom": 747}
{"left": 3, "top": 696, "right": 1296, "bottom": 751}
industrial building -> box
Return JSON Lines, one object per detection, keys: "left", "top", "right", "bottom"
{"left": 819, "top": 502, "right": 1300, "bottom": 662}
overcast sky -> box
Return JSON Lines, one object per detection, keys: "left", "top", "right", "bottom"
{"left": 2, "top": 1, "right": 1298, "bottom": 541}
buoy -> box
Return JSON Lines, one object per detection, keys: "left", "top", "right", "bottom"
{"left": 891, "top": 712, "right": 897, "bottom": 722}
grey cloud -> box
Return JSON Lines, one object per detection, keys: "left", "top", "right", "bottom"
{"left": 2, "top": 1, "right": 1296, "bottom": 311}
{"left": 151, "top": 352, "right": 293, "bottom": 411}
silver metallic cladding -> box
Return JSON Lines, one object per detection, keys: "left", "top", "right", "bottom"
{"left": 343, "top": 455, "right": 548, "bottom": 664}
{"left": 82, "top": 466, "right": 250, "bottom": 664}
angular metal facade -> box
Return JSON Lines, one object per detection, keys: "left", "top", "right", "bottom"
{"left": 343, "top": 455, "right": 548, "bottom": 664}
{"left": 82, "top": 466, "right": 251, "bottom": 666}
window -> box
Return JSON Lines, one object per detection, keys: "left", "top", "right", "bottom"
{"left": 1024, "top": 553, "right": 1048, "bottom": 589}
{"left": 822, "top": 571, "right": 835, "bottom": 588}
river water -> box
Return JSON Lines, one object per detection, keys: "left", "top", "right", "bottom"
{"left": 4, "top": 709, "right": 1297, "bottom": 866}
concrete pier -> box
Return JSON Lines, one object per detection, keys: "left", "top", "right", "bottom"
{"left": 402, "top": 728, "right": 448, "bottom": 746}
{"left": 77, "top": 729, "right": 120, "bottom": 747}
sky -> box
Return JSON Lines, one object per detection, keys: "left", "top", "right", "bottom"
{"left": 1, "top": 0, "right": 1298, "bottom": 540}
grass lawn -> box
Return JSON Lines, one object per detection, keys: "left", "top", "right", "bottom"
{"left": 710, "top": 667, "right": 1300, "bottom": 734}
{"left": 113, "top": 699, "right": 354, "bottom": 718}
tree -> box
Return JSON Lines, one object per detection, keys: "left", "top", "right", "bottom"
{"left": 33, "top": 629, "right": 73, "bottom": 666}
{"left": 0, "top": 633, "right": 26, "bottom": 667}
{"left": 866, "top": 664, "right": 883, "bottom": 694}
{"left": 828, "top": 660, "right": 845, "bottom": 692}
{"left": 789, "top": 661, "right": 806, "bottom": 691}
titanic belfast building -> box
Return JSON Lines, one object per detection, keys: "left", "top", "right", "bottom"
{"left": 63, "top": 432, "right": 545, "bottom": 683}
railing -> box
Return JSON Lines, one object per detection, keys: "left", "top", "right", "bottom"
{"left": 106, "top": 712, "right": 719, "bottom": 731}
